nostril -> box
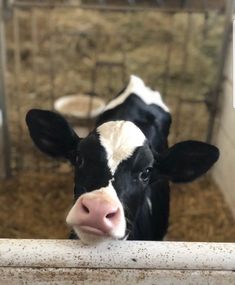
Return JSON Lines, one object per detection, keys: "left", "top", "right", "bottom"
{"left": 81, "top": 203, "right": 90, "bottom": 214}
{"left": 106, "top": 212, "right": 115, "bottom": 219}
{"left": 106, "top": 208, "right": 118, "bottom": 219}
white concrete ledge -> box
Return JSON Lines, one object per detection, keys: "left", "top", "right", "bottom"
{"left": 0, "top": 239, "right": 235, "bottom": 284}
{"left": 0, "top": 239, "right": 235, "bottom": 270}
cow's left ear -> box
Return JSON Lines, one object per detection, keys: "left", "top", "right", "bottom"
{"left": 154, "top": 140, "right": 219, "bottom": 183}
{"left": 26, "top": 109, "right": 80, "bottom": 164}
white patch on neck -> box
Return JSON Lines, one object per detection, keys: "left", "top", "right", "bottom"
{"left": 146, "top": 197, "right": 152, "bottom": 215}
{"left": 97, "top": 121, "right": 146, "bottom": 175}
{"left": 104, "top": 75, "right": 170, "bottom": 113}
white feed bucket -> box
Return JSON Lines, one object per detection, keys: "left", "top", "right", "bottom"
{"left": 54, "top": 94, "right": 106, "bottom": 137}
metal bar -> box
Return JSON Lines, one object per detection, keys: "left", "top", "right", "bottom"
{"left": 30, "top": 8, "right": 42, "bottom": 172}
{"left": 0, "top": 0, "right": 11, "bottom": 178}
{"left": 13, "top": 8, "right": 23, "bottom": 171}
{"left": 188, "top": 13, "right": 205, "bottom": 140}
{"left": 11, "top": 2, "right": 223, "bottom": 13}
{"left": 206, "top": 0, "right": 234, "bottom": 143}
{"left": 96, "top": 61, "right": 126, "bottom": 67}
{"left": 178, "top": 98, "right": 205, "bottom": 104}
{"left": 174, "top": 13, "right": 193, "bottom": 142}
{"left": 161, "top": 13, "right": 175, "bottom": 98}
{"left": 74, "top": 4, "right": 223, "bottom": 13}
{"left": 91, "top": 60, "right": 98, "bottom": 95}
{"left": 181, "top": 0, "right": 209, "bottom": 11}
{"left": 2, "top": 0, "right": 13, "bottom": 20}
{"left": 181, "top": 13, "right": 193, "bottom": 74}
{"left": 31, "top": 8, "right": 38, "bottom": 95}
{"left": 107, "top": 65, "right": 113, "bottom": 93}
{"left": 121, "top": 50, "right": 127, "bottom": 84}
{"left": 192, "top": 12, "right": 210, "bottom": 96}
{"left": 48, "top": 9, "right": 55, "bottom": 108}
{"left": 202, "top": 11, "right": 209, "bottom": 40}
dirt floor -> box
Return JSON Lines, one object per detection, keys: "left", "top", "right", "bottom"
{"left": 0, "top": 170, "right": 234, "bottom": 241}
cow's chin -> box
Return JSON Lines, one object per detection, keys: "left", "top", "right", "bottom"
{"left": 73, "top": 226, "right": 125, "bottom": 245}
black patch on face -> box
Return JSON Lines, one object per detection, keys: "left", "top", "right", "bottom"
{"left": 111, "top": 143, "right": 154, "bottom": 234}
{"left": 72, "top": 130, "right": 155, "bottom": 239}
{"left": 74, "top": 131, "right": 112, "bottom": 197}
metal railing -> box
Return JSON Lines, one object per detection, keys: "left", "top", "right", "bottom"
{"left": 0, "top": 0, "right": 231, "bottom": 177}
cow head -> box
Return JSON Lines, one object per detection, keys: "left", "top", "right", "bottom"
{"left": 26, "top": 110, "right": 219, "bottom": 244}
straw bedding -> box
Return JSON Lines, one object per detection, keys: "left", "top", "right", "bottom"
{"left": 0, "top": 170, "right": 234, "bottom": 241}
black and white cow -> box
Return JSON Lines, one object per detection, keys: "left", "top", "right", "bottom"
{"left": 26, "top": 75, "right": 219, "bottom": 244}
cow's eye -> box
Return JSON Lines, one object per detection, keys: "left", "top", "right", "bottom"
{"left": 76, "top": 155, "right": 84, "bottom": 168}
{"left": 139, "top": 168, "right": 152, "bottom": 182}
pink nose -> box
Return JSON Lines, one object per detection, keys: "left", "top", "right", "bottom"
{"left": 77, "top": 196, "right": 121, "bottom": 235}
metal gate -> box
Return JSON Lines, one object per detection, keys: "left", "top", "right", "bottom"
{"left": 0, "top": 0, "right": 232, "bottom": 177}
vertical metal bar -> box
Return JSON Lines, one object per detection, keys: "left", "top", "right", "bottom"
{"left": 31, "top": 7, "right": 41, "bottom": 171}
{"left": 48, "top": 8, "right": 60, "bottom": 170}
{"left": 189, "top": 13, "right": 207, "bottom": 140}
{"left": 31, "top": 8, "right": 38, "bottom": 95}
{"left": 202, "top": 11, "right": 209, "bottom": 40}
{"left": 162, "top": 13, "right": 175, "bottom": 98}
{"left": 13, "top": 8, "right": 23, "bottom": 171}
{"left": 121, "top": 50, "right": 127, "bottom": 84}
{"left": 48, "top": 9, "right": 55, "bottom": 108}
{"left": 206, "top": 0, "right": 234, "bottom": 143}
{"left": 184, "top": 14, "right": 204, "bottom": 139}
{"left": 181, "top": 13, "right": 193, "bottom": 75}
{"left": 107, "top": 65, "right": 113, "bottom": 93}
{"left": 174, "top": 12, "right": 193, "bottom": 142}
{"left": 0, "top": 0, "right": 11, "bottom": 178}
{"left": 91, "top": 50, "right": 99, "bottom": 96}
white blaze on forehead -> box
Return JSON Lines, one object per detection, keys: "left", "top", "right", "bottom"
{"left": 97, "top": 121, "right": 146, "bottom": 174}
{"left": 104, "top": 75, "right": 170, "bottom": 113}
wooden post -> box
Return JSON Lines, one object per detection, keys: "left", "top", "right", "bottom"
{"left": 0, "top": 0, "right": 11, "bottom": 179}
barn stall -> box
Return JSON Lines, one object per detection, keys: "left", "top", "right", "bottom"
{"left": 0, "top": 0, "right": 235, "bottom": 284}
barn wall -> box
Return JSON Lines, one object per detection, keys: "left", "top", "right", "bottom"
{"left": 212, "top": 38, "right": 235, "bottom": 218}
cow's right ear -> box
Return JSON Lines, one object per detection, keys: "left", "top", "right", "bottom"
{"left": 25, "top": 109, "right": 80, "bottom": 163}
{"left": 153, "top": 140, "right": 219, "bottom": 183}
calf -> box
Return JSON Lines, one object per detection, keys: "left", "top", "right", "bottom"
{"left": 26, "top": 75, "right": 219, "bottom": 244}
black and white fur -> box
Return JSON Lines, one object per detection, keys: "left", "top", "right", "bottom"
{"left": 26, "top": 75, "right": 219, "bottom": 243}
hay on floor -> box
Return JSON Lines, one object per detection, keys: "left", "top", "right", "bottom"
{"left": 0, "top": 170, "right": 234, "bottom": 241}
